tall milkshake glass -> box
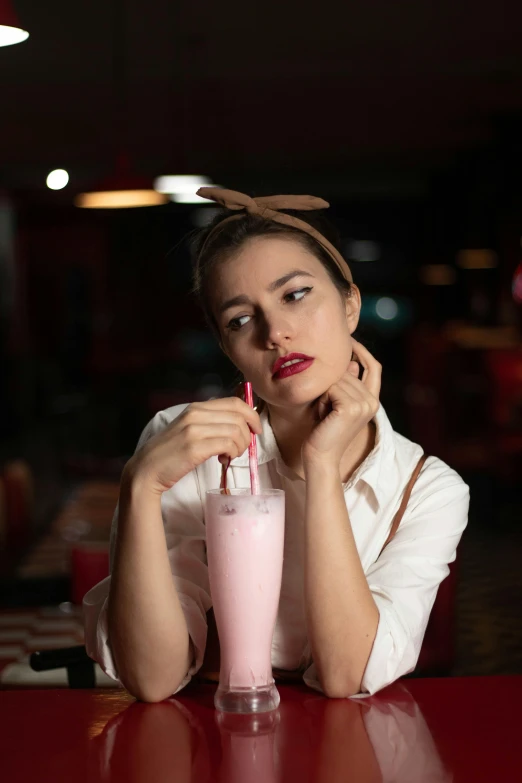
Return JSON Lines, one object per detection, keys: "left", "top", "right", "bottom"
{"left": 205, "top": 488, "right": 285, "bottom": 713}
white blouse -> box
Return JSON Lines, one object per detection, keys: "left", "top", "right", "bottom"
{"left": 83, "top": 401, "right": 470, "bottom": 698}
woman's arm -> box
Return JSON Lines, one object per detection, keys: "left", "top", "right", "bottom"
{"left": 301, "top": 340, "right": 382, "bottom": 697}
{"left": 303, "top": 461, "right": 379, "bottom": 698}
{"left": 84, "top": 398, "right": 261, "bottom": 702}
{"left": 303, "top": 455, "right": 470, "bottom": 699}
{"left": 107, "top": 467, "right": 192, "bottom": 703}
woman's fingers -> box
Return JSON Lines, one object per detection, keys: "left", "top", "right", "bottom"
{"left": 350, "top": 340, "right": 382, "bottom": 401}
{"left": 348, "top": 360, "right": 360, "bottom": 378}
{"left": 189, "top": 422, "right": 251, "bottom": 456}
{"left": 189, "top": 398, "right": 262, "bottom": 434}
{"left": 335, "top": 373, "right": 378, "bottom": 421}
{"left": 336, "top": 373, "right": 367, "bottom": 401}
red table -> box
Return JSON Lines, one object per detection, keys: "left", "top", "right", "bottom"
{"left": 1, "top": 676, "right": 520, "bottom": 782}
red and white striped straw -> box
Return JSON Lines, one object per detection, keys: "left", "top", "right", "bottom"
{"left": 243, "top": 381, "right": 260, "bottom": 495}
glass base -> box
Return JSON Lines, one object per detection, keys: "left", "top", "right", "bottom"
{"left": 216, "top": 709, "right": 280, "bottom": 734}
{"left": 215, "top": 683, "right": 280, "bottom": 714}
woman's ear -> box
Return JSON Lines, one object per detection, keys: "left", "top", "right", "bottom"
{"left": 345, "top": 284, "right": 362, "bottom": 334}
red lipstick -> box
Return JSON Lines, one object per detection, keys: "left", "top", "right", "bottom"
{"left": 272, "top": 353, "right": 314, "bottom": 380}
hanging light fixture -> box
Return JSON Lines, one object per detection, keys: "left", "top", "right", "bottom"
{"left": 75, "top": 0, "right": 167, "bottom": 209}
{"left": 75, "top": 154, "right": 168, "bottom": 209}
{"left": 0, "top": 0, "right": 29, "bottom": 47}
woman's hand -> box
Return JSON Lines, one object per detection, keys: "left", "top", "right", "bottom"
{"left": 124, "top": 397, "right": 262, "bottom": 496}
{"left": 302, "top": 340, "right": 381, "bottom": 470}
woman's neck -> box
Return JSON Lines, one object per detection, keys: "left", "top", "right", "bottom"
{"left": 266, "top": 404, "right": 377, "bottom": 483}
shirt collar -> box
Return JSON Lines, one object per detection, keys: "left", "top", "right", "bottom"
{"left": 230, "top": 402, "right": 395, "bottom": 509}
{"left": 342, "top": 403, "right": 395, "bottom": 508}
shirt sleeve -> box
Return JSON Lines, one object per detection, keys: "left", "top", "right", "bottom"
{"left": 303, "top": 457, "right": 470, "bottom": 698}
{"left": 82, "top": 407, "right": 212, "bottom": 693}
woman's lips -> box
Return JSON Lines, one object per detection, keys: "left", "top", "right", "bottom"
{"left": 272, "top": 358, "right": 315, "bottom": 380}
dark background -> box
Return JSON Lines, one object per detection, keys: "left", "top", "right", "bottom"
{"left": 0, "top": 1, "right": 521, "bottom": 678}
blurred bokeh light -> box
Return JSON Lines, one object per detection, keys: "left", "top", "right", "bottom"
{"left": 46, "top": 170, "right": 69, "bottom": 191}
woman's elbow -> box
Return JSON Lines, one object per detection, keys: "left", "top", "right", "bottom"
{"left": 321, "top": 674, "right": 361, "bottom": 699}
{"left": 110, "top": 643, "right": 190, "bottom": 703}
{"left": 124, "top": 676, "right": 182, "bottom": 703}
{"left": 132, "top": 685, "right": 174, "bottom": 703}
{"left": 116, "top": 665, "right": 186, "bottom": 703}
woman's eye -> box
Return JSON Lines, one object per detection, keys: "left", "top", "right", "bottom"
{"left": 228, "top": 314, "right": 251, "bottom": 330}
{"left": 227, "top": 287, "right": 313, "bottom": 331}
{"left": 284, "top": 286, "right": 313, "bottom": 303}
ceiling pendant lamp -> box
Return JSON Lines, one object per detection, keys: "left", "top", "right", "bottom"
{"left": 0, "top": 0, "right": 29, "bottom": 47}
{"left": 75, "top": 0, "right": 167, "bottom": 210}
{"left": 75, "top": 154, "right": 168, "bottom": 209}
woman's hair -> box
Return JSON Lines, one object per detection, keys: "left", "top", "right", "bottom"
{"left": 190, "top": 206, "right": 354, "bottom": 340}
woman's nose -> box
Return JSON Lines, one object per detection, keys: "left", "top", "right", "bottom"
{"left": 260, "top": 311, "right": 295, "bottom": 346}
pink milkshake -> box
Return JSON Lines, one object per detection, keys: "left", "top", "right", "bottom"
{"left": 205, "top": 488, "right": 285, "bottom": 713}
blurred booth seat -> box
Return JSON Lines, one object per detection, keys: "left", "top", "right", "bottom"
{"left": 407, "top": 324, "right": 522, "bottom": 476}
{"left": 14, "top": 479, "right": 118, "bottom": 587}
{"left": 483, "top": 348, "right": 522, "bottom": 480}
{"left": 486, "top": 348, "right": 522, "bottom": 426}
{"left": 0, "top": 460, "right": 34, "bottom": 561}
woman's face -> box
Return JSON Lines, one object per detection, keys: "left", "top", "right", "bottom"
{"left": 211, "top": 236, "right": 361, "bottom": 411}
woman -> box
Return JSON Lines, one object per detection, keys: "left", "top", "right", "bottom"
{"left": 83, "top": 188, "right": 469, "bottom": 703}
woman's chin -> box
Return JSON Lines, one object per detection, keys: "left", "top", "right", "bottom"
{"left": 264, "top": 382, "right": 328, "bottom": 410}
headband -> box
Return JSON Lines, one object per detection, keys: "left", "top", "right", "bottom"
{"left": 195, "top": 187, "right": 353, "bottom": 284}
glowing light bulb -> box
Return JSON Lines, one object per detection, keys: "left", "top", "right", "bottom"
{"left": 46, "top": 169, "right": 69, "bottom": 190}
{"left": 0, "top": 25, "right": 29, "bottom": 47}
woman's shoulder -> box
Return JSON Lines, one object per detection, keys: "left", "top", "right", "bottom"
{"left": 413, "top": 454, "right": 470, "bottom": 525}
{"left": 393, "top": 448, "right": 470, "bottom": 548}
{"left": 388, "top": 429, "right": 470, "bottom": 541}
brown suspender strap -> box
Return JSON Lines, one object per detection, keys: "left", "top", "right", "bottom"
{"left": 378, "top": 453, "right": 429, "bottom": 558}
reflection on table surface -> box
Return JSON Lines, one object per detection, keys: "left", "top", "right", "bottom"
{"left": 1, "top": 676, "right": 520, "bottom": 783}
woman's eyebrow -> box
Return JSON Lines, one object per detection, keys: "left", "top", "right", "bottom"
{"left": 219, "top": 269, "right": 315, "bottom": 315}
